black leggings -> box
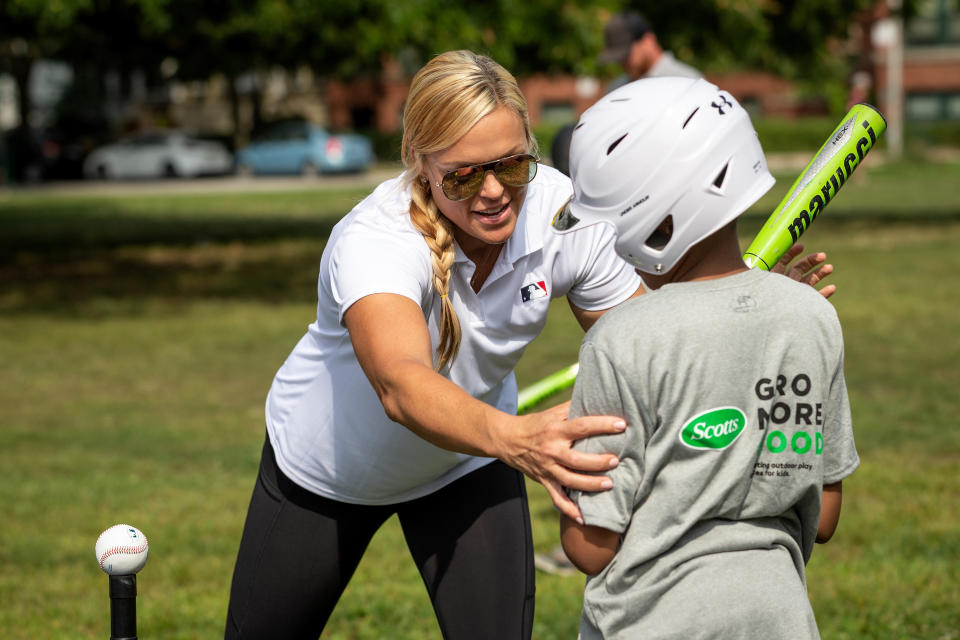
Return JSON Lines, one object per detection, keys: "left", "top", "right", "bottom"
{"left": 225, "top": 438, "right": 535, "bottom": 639}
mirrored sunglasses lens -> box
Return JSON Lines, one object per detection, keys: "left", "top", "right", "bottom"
{"left": 496, "top": 156, "right": 536, "bottom": 186}
{"left": 442, "top": 169, "right": 483, "bottom": 201}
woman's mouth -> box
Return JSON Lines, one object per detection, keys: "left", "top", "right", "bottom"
{"left": 473, "top": 202, "right": 511, "bottom": 224}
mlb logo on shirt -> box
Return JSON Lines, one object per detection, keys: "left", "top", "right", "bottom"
{"left": 521, "top": 281, "right": 548, "bottom": 302}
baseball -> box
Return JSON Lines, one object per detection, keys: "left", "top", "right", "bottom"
{"left": 95, "top": 524, "right": 149, "bottom": 575}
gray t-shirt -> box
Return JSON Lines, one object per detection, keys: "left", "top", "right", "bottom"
{"left": 606, "top": 51, "right": 702, "bottom": 93}
{"left": 570, "top": 269, "right": 859, "bottom": 640}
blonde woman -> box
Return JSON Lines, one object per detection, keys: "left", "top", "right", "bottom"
{"left": 224, "top": 51, "right": 831, "bottom": 639}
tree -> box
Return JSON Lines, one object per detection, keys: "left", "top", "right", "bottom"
{"left": 616, "top": 0, "right": 919, "bottom": 108}
{"left": 1, "top": 0, "right": 923, "bottom": 176}
{"left": 1, "top": 0, "right": 177, "bottom": 177}
{"left": 1, "top": 0, "right": 176, "bottom": 121}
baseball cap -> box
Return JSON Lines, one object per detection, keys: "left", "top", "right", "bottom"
{"left": 598, "top": 12, "right": 652, "bottom": 64}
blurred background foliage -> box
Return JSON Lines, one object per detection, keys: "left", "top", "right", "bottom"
{"left": 1, "top": 0, "right": 918, "bottom": 122}
{"left": 4, "top": 0, "right": 955, "bottom": 182}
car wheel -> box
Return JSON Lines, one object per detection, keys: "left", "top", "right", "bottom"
{"left": 96, "top": 164, "right": 110, "bottom": 180}
{"left": 163, "top": 162, "right": 179, "bottom": 178}
{"left": 301, "top": 161, "right": 318, "bottom": 178}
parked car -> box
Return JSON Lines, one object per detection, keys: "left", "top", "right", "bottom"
{"left": 1, "top": 115, "right": 111, "bottom": 183}
{"left": 82, "top": 130, "right": 233, "bottom": 180}
{"left": 235, "top": 119, "right": 375, "bottom": 176}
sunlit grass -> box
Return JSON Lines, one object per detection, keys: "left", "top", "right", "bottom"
{"left": 1, "top": 169, "right": 958, "bottom": 638}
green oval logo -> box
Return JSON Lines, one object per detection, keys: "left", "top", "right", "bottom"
{"left": 679, "top": 407, "right": 747, "bottom": 450}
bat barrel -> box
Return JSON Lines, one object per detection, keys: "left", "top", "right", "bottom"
{"left": 108, "top": 574, "right": 138, "bottom": 640}
{"left": 517, "top": 363, "right": 580, "bottom": 413}
{"left": 743, "top": 103, "right": 886, "bottom": 270}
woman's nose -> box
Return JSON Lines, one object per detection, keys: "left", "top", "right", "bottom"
{"left": 477, "top": 169, "right": 505, "bottom": 199}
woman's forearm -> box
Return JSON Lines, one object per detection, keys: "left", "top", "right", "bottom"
{"left": 374, "top": 357, "right": 512, "bottom": 458}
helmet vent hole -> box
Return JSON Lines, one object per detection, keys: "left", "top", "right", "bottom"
{"left": 644, "top": 215, "right": 673, "bottom": 250}
{"left": 712, "top": 162, "right": 729, "bottom": 189}
{"left": 682, "top": 108, "right": 700, "bottom": 129}
{"left": 607, "top": 134, "right": 628, "bottom": 156}
{"left": 574, "top": 122, "right": 585, "bottom": 131}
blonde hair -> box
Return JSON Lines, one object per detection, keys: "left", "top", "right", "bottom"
{"left": 401, "top": 50, "right": 537, "bottom": 372}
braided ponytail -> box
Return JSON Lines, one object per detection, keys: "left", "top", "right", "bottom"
{"left": 409, "top": 179, "right": 461, "bottom": 372}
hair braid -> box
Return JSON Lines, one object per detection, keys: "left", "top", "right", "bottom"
{"left": 409, "top": 179, "right": 461, "bottom": 372}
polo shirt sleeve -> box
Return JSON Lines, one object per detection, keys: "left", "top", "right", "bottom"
{"left": 568, "top": 340, "right": 646, "bottom": 534}
{"left": 327, "top": 218, "right": 433, "bottom": 325}
{"left": 564, "top": 223, "right": 644, "bottom": 312}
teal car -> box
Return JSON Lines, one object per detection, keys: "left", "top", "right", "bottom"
{"left": 236, "top": 119, "right": 375, "bottom": 176}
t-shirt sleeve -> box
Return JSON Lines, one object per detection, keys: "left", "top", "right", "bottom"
{"left": 823, "top": 343, "right": 859, "bottom": 484}
{"left": 328, "top": 221, "right": 431, "bottom": 324}
{"left": 568, "top": 340, "right": 646, "bottom": 533}
{"left": 564, "top": 224, "right": 644, "bottom": 312}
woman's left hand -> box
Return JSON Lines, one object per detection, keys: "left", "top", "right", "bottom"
{"left": 771, "top": 243, "right": 836, "bottom": 299}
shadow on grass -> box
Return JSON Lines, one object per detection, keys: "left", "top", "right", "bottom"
{"left": 0, "top": 239, "right": 328, "bottom": 315}
{"left": 0, "top": 208, "right": 341, "bottom": 254}
{"left": 4, "top": 205, "right": 960, "bottom": 316}
{"left": 0, "top": 191, "right": 361, "bottom": 314}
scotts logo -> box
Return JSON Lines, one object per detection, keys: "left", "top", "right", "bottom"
{"left": 679, "top": 407, "right": 747, "bottom": 450}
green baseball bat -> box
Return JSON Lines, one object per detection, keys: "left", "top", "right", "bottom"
{"left": 517, "top": 363, "right": 579, "bottom": 414}
{"left": 743, "top": 103, "right": 886, "bottom": 269}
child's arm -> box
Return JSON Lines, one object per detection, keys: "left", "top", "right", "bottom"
{"left": 560, "top": 514, "right": 621, "bottom": 576}
{"left": 816, "top": 481, "right": 843, "bottom": 543}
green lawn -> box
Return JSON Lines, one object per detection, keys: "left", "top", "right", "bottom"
{"left": 1, "top": 160, "right": 958, "bottom": 638}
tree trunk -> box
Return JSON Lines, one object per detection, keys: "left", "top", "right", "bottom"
{"left": 227, "top": 73, "right": 242, "bottom": 150}
{"left": 9, "top": 55, "right": 38, "bottom": 182}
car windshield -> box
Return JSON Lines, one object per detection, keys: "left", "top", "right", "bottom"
{"left": 254, "top": 121, "right": 312, "bottom": 142}
{"left": 130, "top": 133, "right": 170, "bottom": 145}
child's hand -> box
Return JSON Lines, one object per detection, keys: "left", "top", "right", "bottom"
{"left": 771, "top": 243, "right": 836, "bottom": 299}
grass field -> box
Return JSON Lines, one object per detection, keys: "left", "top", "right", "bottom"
{"left": 1, "top": 159, "right": 959, "bottom": 638}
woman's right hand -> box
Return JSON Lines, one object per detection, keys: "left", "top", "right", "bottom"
{"left": 496, "top": 401, "right": 626, "bottom": 523}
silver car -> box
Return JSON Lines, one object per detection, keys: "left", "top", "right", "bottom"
{"left": 83, "top": 130, "right": 233, "bottom": 179}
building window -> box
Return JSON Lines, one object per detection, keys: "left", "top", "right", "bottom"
{"left": 947, "top": 94, "right": 960, "bottom": 120}
{"left": 906, "top": 93, "right": 960, "bottom": 120}
{"left": 906, "top": 0, "right": 960, "bottom": 45}
{"left": 541, "top": 102, "right": 575, "bottom": 124}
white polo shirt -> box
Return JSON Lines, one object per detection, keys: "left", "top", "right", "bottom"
{"left": 265, "top": 165, "right": 643, "bottom": 504}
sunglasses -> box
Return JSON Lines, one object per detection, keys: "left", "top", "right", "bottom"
{"left": 436, "top": 154, "right": 538, "bottom": 202}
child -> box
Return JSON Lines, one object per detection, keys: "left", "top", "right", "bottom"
{"left": 551, "top": 77, "right": 859, "bottom": 639}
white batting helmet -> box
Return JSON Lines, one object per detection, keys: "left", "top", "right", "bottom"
{"left": 552, "top": 77, "right": 775, "bottom": 274}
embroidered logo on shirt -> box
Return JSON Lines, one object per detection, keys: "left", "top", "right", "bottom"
{"left": 521, "top": 281, "right": 548, "bottom": 302}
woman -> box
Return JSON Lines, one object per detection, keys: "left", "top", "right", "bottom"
{"left": 225, "top": 50, "right": 832, "bottom": 639}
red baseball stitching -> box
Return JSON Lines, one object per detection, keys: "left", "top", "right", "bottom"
{"left": 99, "top": 542, "right": 148, "bottom": 568}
